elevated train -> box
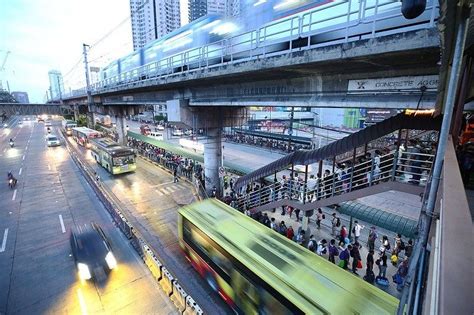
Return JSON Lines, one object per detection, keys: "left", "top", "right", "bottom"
{"left": 99, "top": 0, "right": 438, "bottom": 86}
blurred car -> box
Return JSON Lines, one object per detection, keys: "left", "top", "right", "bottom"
{"left": 46, "top": 134, "right": 60, "bottom": 147}
{"left": 70, "top": 223, "right": 117, "bottom": 281}
{"left": 172, "top": 129, "right": 184, "bottom": 136}
{"left": 184, "top": 129, "right": 194, "bottom": 136}
{"left": 45, "top": 121, "right": 52, "bottom": 127}
{"left": 156, "top": 125, "right": 165, "bottom": 131}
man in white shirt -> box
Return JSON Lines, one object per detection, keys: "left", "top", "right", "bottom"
{"left": 353, "top": 220, "right": 364, "bottom": 244}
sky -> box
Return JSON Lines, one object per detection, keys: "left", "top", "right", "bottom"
{"left": 0, "top": 0, "right": 189, "bottom": 103}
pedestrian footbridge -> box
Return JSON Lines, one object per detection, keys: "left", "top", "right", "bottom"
{"left": 234, "top": 110, "right": 442, "bottom": 213}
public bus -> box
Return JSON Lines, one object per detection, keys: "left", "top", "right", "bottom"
{"left": 178, "top": 199, "right": 399, "bottom": 314}
{"left": 62, "top": 120, "right": 77, "bottom": 136}
{"left": 71, "top": 127, "right": 101, "bottom": 148}
{"left": 89, "top": 137, "right": 137, "bottom": 174}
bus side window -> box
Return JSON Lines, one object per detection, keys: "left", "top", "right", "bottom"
{"left": 259, "top": 287, "right": 294, "bottom": 315}
{"left": 233, "top": 271, "right": 259, "bottom": 314}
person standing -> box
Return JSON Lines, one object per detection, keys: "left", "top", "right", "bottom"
{"left": 307, "top": 235, "right": 316, "bottom": 252}
{"left": 315, "top": 208, "right": 324, "bottom": 229}
{"left": 368, "top": 226, "right": 378, "bottom": 252}
{"left": 328, "top": 239, "right": 339, "bottom": 264}
{"left": 339, "top": 225, "right": 348, "bottom": 243}
{"left": 286, "top": 226, "right": 295, "bottom": 241}
{"left": 376, "top": 250, "right": 388, "bottom": 279}
{"left": 395, "top": 258, "right": 409, "bottom": 291}
{"left": 404, "top": 239, "right": 414, "bottom": 258}
{"left": 350, "top": 242, "right": 362, "bottom": 275}
{"left": 316, "top": 239, "right": 328, "bottom": 256}
{"left": 353, "top": 221, "right": 364, "bottom": 244}
{"left": 364, "top": 250, "right": 375, "bottom": 283}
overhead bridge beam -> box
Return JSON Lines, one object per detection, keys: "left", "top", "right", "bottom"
{"left": 0, "top": 103, "right": 74, "bottom": 116}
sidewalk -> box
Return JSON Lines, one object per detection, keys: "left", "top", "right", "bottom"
{"left": 262, "top": 206, "right": 405, "bottom": 298}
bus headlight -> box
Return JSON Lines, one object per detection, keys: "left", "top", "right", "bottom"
{"left": 77, "top": 263, "right": 91, "bottom": 280}
{"left": 105, "top": 251, "right": 117, "bottom": 269}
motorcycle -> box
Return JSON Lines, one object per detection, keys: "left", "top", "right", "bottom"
{"left": 9, "top": 141, "right": 14, "bottom": 148}
{"left": 7, "top": 173, "right": 17, "bottom": 189}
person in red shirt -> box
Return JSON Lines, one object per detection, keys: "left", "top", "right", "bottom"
{"left": 286, "top": 226, "right": 295, "bottom": 241}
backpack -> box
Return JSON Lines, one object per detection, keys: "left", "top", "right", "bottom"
{"left": 399, "top": 240, "right": 406, "bottom": 251}
{"left": 308, "top": 240, "right": 316, "bottom": 251}
{"left": 352, "top": 226, "right": 356, "bottom": 234}
{"left": 339, "top": 249, "right": 348, "bottom": 260}
{"left": 336, "top": 218, "right": 341, "bottom": 227}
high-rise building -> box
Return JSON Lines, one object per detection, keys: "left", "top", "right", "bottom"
{"left": 188, "top": 0, "right": 207, "bottom": 22}
{"left": 11, "top": 91, "right": 29, "bottom": 103}
{"left": 188, "top": 0, "right": 241, "bottom": 23}
{"left": 130, "top": 0, "right": 181, "bottom": 51}
{"left": 48, "top": 70, "right": 64, "bottom": 100}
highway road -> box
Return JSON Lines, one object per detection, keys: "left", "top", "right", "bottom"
{"left": 0, "top": 118, "right": 177, "bottom": 314}
{"left": 60, "top": 123, "right": 230, "bottom": 314}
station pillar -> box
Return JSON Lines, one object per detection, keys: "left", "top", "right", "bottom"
{"left": 116, "top": 115, "right": 128, "bottom": 146}
{"left": 73, "top": 105, "right": 79, "bottom": 121}
{"left": 204, "top": 128, "right": 223, "bottom": 197}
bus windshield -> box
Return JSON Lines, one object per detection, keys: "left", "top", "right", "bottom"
{"left": 112, "top": 155, "right": 135, "bottom": 166}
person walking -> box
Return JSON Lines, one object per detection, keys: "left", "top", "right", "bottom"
{"left": 328, "top": 239, "right": 339, "bottom": 264}
{"left": 368, "top": 226, "right": 378, "bottom": 252}
{"left": 296, "top": 230, "right": 305, "bottom": 246}
{"left": 331, "top": 213, "right": 338, "bottom": 236}
{"left": 315, "top": 208, "right": 324, "bottom": 229}
{"left": 353, "top": 221, "right": 364, "bottom": 244}
{"left": 173, "top": 168, "right": 179, "bottom": 183}
{"left": 350, "top": 242, "right": 362, "bottom": 275}
{"left": 339, "top": 225, "right": 348, "bottom": 243}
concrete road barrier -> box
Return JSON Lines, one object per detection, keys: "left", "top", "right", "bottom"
{"left": 170, "top": 280, "right": 188, "bottom": 313}
{"left": 184, "top": 295, "right": 204, "bottom": 315}
{"left": 160, "top": 267, "right": 174, "bottom": 296}
{"left": 143, "top": 245, "right": 163, "bottom": 281}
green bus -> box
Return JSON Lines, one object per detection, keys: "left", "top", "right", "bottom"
{"left": 178, "top": 199, "right": 399, "bottom": 314}
{"left": 90, "top": 138, "right": 137, "bottom": 175}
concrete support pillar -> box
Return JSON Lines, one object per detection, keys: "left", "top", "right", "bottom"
{"left": 204, "top": 128, "right": 223, "bottom": 197}
{"left": 116, "top": 115, "right": 128, "bottom": 146}
{"left": 87, "top": 112, "right": 96, "bottom": 129}
{"left": 73, "top": 105, "right": 79, "bottom": 121}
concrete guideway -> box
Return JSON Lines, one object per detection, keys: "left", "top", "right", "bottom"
{"left": 0, "top": 119, "right": 177, "bottom": 314}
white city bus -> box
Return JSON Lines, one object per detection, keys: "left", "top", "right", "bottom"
{"left": 71, "top": 127, "right": 101, "bottom": 148}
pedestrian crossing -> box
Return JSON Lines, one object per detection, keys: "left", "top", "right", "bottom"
{"left": 154, "top": 183, "right": 187, "bottom": 196}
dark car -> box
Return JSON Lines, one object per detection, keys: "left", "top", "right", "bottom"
{"left": 70, "top": 223, "right": 117, "bottom": 280}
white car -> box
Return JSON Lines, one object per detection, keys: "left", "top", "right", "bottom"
{"left": 156, "top": 125, "right": 165, "bottom": 131}
{"left": 172, "top": 129, "right": 183, "bottom": 136}
{"left": 46, "top": 134, "right": 60, "bottom": 147}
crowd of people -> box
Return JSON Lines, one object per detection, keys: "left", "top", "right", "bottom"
{"left": 127, "top": 137, "right": 205, "bottom": 187}
{"left": 223, "top": 132, "right": 312, "bottom": 152}
{"left": 241, "top": 205, "right": 413, "bottom": 291}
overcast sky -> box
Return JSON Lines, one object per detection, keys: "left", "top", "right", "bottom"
{"left": 0, "top": 0, "right": 189, "bottom": 103}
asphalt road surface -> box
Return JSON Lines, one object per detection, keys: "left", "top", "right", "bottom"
{"left": 0, "top": 118, "right": 177, "bottom": 314}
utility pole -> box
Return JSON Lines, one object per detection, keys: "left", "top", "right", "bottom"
{"left": 287, "top": 106, "right": 294, "bottom": 152}
{"left": 56, "top": 76, "right": 62, "bottom": 102}
{"left": 83, "top": 43, "right": 94, "bottom": 127}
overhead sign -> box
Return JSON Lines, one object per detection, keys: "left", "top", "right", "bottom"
{"left": 348, "top": 75, "right": 439, "bottom": 93}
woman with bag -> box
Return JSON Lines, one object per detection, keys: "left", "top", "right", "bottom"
{"left": 350, "top": 242, "right": 362, "bottom": 275}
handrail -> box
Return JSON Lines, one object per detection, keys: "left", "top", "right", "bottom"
{"left": 59, "top": 0, "right": 439, "bottom": 99}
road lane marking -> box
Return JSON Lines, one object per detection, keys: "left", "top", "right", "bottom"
{"left": 19, "top": 168, "right": 22, "bottom": 175}
{"left": 25, "top": 146, "right": 28, "bottom": 151}
{"left": 77, "top": 289, "right": 88, "bottom": 315}
{"left": 12, "top": 189, "right": 17, "bottom": 201}
{"left": 155, "top": 189, "right": 163, "bottom": 196}
{"left": 0, "top": 229, "right": 8, "bottom": 252}
{"left": 22, "top": 155, "right": 25, "bottom": 161}
{"left": 48, "top": 164, "right": 51, "bottom": 170}
{"left": 59, "top": 215, "right": 66, "bottom": 233}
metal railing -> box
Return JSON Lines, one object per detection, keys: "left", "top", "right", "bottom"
{"left": 236, "top": 150, "right": 434, "bottom": 210}
{"left": 60, "top": 0, "right": 439, "bottom": 100}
